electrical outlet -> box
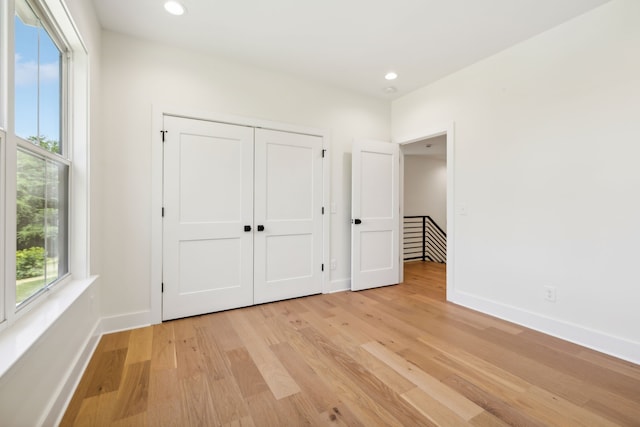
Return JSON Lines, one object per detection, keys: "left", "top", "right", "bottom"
{"left": 330, "top": 259, "right": 337, "bottom": 270}
{"left": 544, "top": 285, "right": 556, "bottom": 302}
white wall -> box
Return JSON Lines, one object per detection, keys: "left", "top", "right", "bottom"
{"left": 404, "top": 155, "right": 447, "bottom": 230}
{"left": 393, "top": 0, "right": 640, "bottom": 362}
{"left": 0, "top": 0, "right": 103, "bottom": 425}
{"left": 100, "top": 31, "right": 390, "bottom": 321}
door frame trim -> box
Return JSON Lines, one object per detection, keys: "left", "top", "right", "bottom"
{"left": 395, "top": 122, "right": 455, "bottom": 300}
{"left": 150, "top": 106, "right": 331, "bottom": 324}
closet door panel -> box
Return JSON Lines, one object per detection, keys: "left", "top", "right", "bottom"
{"left": 254, "top": 129, "right": 323, "bottom": 304}
{"left": 162, "top": 116, "right": 254, "bottom": 320}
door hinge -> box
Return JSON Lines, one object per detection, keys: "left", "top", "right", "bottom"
{"left": 322, "top": 149, "right": 326, "bottom": 158}
{"left": 161, "top": 282, "right": 164, "bottom": 292}
{"left": 161, "top": 130, "right": 168, "bottom": 142}
{"left": 321, "top": 263, "right": 324, "bottom": 271}
{"left": 322, "top": 206, "right": 325, "bottom": 215}
{"left": 162, "top": 207, "right": 165, "bottom": 217}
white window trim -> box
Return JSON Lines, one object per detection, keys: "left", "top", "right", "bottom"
{"left": 3, "top": 0, "right": 75, "bottom": 325}
{"left": 0, "top": 130, "right": 6, "bottom": 323}
{"left": 13, "top": 139, "right": 73, "bottom": 313}
{"left": 0, "top": 0, "right": 93, "bottom": 372}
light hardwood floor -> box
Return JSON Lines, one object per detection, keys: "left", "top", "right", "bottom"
{"left": 61, "top": 262, "right": 640, "bottom": 426}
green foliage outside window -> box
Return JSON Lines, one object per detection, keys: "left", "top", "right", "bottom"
{"left": 16, "top": 246, "right": 45, "bottom": 279}
{"left": 15, "top": 136, "right": 65, "bottom": 303}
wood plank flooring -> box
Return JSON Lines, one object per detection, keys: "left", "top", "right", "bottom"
{"left": 61, "top": 262, "right": 640, "bottom": 426}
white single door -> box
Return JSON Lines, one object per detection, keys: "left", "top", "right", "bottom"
{"left": 352, "top": 139, "right": 400, "bottom": 291}
{"left": 254, "top": 129, "right": 323, "bottom": 304}
{"left": 163, "top": 116, "right": 254, "bottom": 320}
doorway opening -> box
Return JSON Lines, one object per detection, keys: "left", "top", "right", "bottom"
{"left": 399, "top": 127, "right": 453, "bottom": 302}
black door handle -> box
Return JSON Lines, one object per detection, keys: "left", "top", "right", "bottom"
{"left": 244, "top": 225, "right": 252, "bottom": 232}
{"left": 354, "top": 219, "right": 362, "bottom": 224}
{"left": 257, "top": 225, "right": 265, "bottom": 231}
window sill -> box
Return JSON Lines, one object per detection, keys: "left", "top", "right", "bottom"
{"left": 0, "top": 275, "right": 98, "bottom": 378}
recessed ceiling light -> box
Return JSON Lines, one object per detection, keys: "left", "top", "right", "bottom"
{"left": 164, "top": 1, "right": 186, "bottom": 16}
{"left": 384, "top": 86, "right": 397, "bottom": 94}
{"left": 385, "top": 72, "right": 398, "bottom": 81}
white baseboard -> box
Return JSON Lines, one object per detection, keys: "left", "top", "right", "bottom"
{"left": 44, "top": 318, "right": 101, "bottom": 427}
{"left": 449, "top": 289, "right": 640, "bottom": 365}
{"left": 328, "top": 278, "right": 351, "bottom": 293}
{"left": 100, "top": 310, "right": 153, "bottom": 334}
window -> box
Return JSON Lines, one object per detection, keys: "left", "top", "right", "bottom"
{"left": 1, "top": 0, "right": 73, "bottom": 321}
{"left": 13, "top": 0, "right": 69, "bottom": 308}
{"left": 15, "top": 149, "right": 68, "bottom": 304}
{"left": 14, "top": 0, "right": 62, "bottom": 152}
{"left": 0, "top": 131, "right": 5, "bottom": 322}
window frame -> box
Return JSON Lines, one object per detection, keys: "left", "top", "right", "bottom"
{"left": 13, "top": 0, "right": 71, "bottom": 312}
{"left": 0, "top": 130, "right": 6, "bottom": 324}
{"left": 14, "top": 0, "right": 69, "bottom": 156}
{"left": 1, "top": 0, "right": 76, "bottom": 328}
{"left": 14, "top": 141, "right": 71, "bottom": 308}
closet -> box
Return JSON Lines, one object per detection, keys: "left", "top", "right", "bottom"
{"left": 161, "top": 116, "right": 323, "bottom": 320}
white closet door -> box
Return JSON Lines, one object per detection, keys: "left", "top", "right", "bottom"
{"left": 163, "top": 116, "right": 254, "bottom": 320}
{"left": 254, "top": 129, "right": 323, "bottom": 304}
{"left": 351, "top": 139, "right": 400, "bottom": 291}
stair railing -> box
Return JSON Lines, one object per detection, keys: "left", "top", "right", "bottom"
{"left": 403, "top": 215, "right": 446, "bottom": 263}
